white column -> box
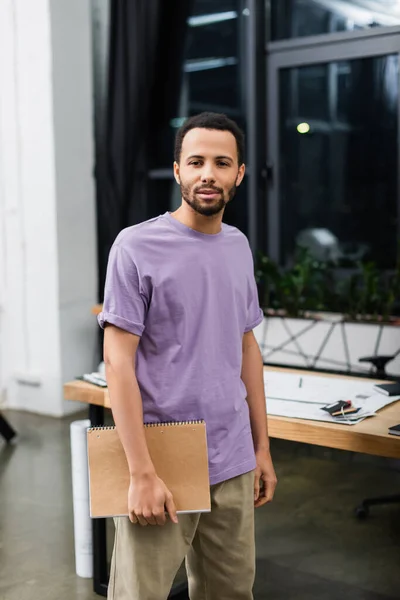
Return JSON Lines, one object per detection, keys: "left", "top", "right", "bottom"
{"left": 0, "top": 0, "right": 98, "bottom": 416}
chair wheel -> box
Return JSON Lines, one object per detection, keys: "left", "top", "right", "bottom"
{"left": 355, "top": 506, "right": 369, "bottom": 519}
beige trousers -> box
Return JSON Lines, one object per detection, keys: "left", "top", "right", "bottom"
{"left": 108, "top": 470, "right": 255, "bottom": 600}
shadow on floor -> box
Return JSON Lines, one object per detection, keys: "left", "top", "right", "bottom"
{"left": 254, "top": 558, "right": 396, "bottom": 600}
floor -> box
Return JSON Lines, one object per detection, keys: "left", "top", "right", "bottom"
{"left": 1, "top": 410, "right": 399, "bottom": 600}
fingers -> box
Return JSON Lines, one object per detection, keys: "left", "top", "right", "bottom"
{"left": 129, "top": 511, "right": 147, "bottom": 526}
{"left": 264, "top": 483, "right": 276, "bottom": 503}
{"left": 129, "top": 510, "right": 167, "bottom": 526}
{"left": 254, "top": 485, "right": 271, "bottom": 508}
{"left": 129, "top": 512, "right": 138, "bottom": 524}
{"left": 142, "top": 512, "right": 157, "bottom": 526}
{"left": 155, "top": 511, "right": 167, "bottom": 526}
{"left": 165, "top": 494, "right": 179, "bottom": 524}
{"left": 254, "top": 495, "right": 269, "bottom": 508}
{"left": 263, "top": 473, "right": 278, "bottom": 503}
{"left": 131, "top": 511, "right": 157, "bottom": 526}
{"left": 128, "top": 488, "right": 177, "bottom": 526}
{"left": 254, "top": 477, "right": 277, "bottom": 508}
{"left": 136, "top": 514, "right": 149, "bottom": 526}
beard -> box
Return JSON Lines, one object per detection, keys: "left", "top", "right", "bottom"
{"left": 180, "top": 181, "right": 238, "bottom": 217}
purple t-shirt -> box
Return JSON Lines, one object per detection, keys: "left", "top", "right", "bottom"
{"left": 98, "top": 211, "right": 263, "bottom": 485}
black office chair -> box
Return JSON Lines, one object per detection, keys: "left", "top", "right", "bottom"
{"left": 355, "top": 495, "right": 400, "bottom": 519}
{"left": 355, "top": 353, "right": 400, "bottom": 519}
{"left": 358, "top": 354, "right": 396, "bottom": 378}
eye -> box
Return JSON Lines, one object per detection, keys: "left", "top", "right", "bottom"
{"left": 189, "top": 160, "right": 202, "bottom": 166}
{"left": 217, "top": 161, "right": 229, "bottom": 167}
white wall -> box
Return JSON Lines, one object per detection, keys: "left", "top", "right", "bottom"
{"left": 0, "top": 0, "right": 98, "bottom": 416}
{"left": 50, "top": 0, "right": 98, "bottom": 414}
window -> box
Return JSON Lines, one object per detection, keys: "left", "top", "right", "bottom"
{"left": 149, "top": 0, "right": 252, "bottom": 235}
{"left": 278, "top": 55, "right": 398, "bottom": 268}
{"left": 149, "top": 1, "right": 247, "bottom": 170}
{"left": 270, "top": 0, "right": 400, "bottom": 41}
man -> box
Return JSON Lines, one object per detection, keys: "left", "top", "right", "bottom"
{"left": 98, "top": 112, "right": 277, "bottom": 600}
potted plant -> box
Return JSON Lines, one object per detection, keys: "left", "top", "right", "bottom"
{"left": 254, "top": 245, "right": 400, "bottom": 376}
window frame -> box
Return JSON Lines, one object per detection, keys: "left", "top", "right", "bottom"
{"left": 266, "top": 25, "right": 400, "bottom": 262}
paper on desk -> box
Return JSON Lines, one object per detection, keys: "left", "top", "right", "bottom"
{"left": 266, "top": 398, "right": 375, "bottom": 424}
{"left": 359, "top": 393, "right": 400, "bottom": 412}
{"left": 264, "top": 371, "right": 400, "bottom": 425}
{"left": 263, "top": 371, "right": 373, "bottom": 404}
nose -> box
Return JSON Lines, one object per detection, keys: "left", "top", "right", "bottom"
{"left": 200, "top": 164, "right": 216, "bottom": 184}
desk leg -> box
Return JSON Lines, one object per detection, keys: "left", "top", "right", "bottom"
{"left": 89, "top": 404, "right": 108, "bottom": 596}
{"left": 89, "top": 403, "right": 105, "bottom": 426}
{"left": 88, "top": 403, "right": 189, "bottom": 599}
{"left": 0, "top": 413, "right": 16, "bottom": 443}
{"left": 92, "top": 518, "right": 108, "bottom": 597}
{"left": 168, "top": 582, "right": 189, "bottom": 599}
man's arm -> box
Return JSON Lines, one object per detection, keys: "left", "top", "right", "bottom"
{"left": 104, "top": 325, "right": 178, "bottom": 526}
{"left": 241, "top": 330, "right": 277, "bottom": 507}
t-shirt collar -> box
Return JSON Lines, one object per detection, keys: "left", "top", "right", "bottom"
{"left": 163, "top": 211, "right": 224, "bottom": 240}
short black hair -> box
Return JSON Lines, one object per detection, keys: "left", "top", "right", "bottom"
{"left": 174, "top": 112, "right": 245, "bottom": 166}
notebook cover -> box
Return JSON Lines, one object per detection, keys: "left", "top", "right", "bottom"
{"left": 374, "top": 382, "right": 400, "bottom": 396}
{"left": 388, "top": 423, "right": 400, "bottom": 436}
{"left": 87, "top": 421, "right": 211, "bottom": 518}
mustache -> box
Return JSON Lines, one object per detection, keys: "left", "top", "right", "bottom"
{"left": 194, "top": 185, "right": 223, "bottom": 194}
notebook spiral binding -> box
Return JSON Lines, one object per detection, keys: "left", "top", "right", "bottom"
{"left": 88, "top": 420, "right": 204, "bottom": 433}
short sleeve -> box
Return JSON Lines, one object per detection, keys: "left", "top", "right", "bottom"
{"left": 97, "top": 244, "right": 148, "bottom": 336}
{"left": 244, "top": 250, "right": 264, "bottom": 333}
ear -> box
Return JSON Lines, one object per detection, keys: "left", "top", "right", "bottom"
{"left": 236, "top": 163, "right": 245, "bottom": 187}
{"left": 173, "top": 161, "right": 180, "bottom": 185}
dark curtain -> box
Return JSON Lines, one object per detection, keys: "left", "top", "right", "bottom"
{"left": 95, "top": 0, "right": 193, "bottom": 299}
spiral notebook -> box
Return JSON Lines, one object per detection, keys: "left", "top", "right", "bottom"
{"left": 87, "top": 421, "right": 211, "bottom": 518}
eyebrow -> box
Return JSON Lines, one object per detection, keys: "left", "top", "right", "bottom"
{"left": 186, "top": 154, "right": 234, "bottom": 162}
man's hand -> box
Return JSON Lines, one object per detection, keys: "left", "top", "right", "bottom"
{"left": 128, "top": 472, "right": 178, "bottom": 526}
{"left": 254, "top": 449, "right": 277, "bottom": 508}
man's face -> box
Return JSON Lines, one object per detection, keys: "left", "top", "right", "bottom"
{"left": 173, "top": 128, "right": 245, "bottom": 217}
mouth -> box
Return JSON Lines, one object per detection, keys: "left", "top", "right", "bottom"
{"left": 196, "top": 189, "right": 221, "bottom": 201}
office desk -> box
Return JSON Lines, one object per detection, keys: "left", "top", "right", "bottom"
{"left": 64, "top": 367, "right": 400, "bottom": 597}
{"left": 64, "top": 368, "right": 400, "bottom": 459}
{"left": 263, "top": 367, "right": 400, "bottom": 460}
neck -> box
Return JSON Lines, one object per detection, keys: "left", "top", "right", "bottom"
{"left": 171, "top": 203, "right": 224, "bottom": 235}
